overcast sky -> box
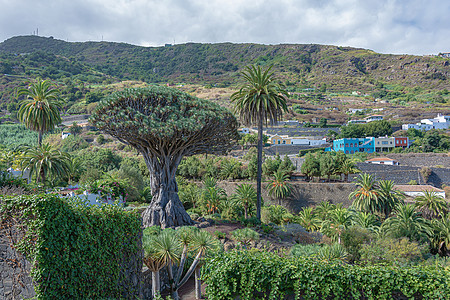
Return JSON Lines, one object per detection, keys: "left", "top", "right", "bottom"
{"left": 1, "top": 0, "right": 449, "bottom": 55}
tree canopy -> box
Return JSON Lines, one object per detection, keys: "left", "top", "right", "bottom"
{"left": 90, "top": 86, "right": 238, "bottom": 227}
{"left": 91, "top": 86, "right": 238, "bottom": 157}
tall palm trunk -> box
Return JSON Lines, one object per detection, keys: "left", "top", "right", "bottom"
{"left": 256, "top": 116, "right": 263, "bottom": 221}
{"left": 38, "top": 130, "right": 43, "bottom": 146}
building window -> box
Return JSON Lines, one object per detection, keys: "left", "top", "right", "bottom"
{"left": 346, "top": 150, "right": 349, "bottom": 154}
{"left": 278, "top": 140, "right": 280, "bottom": 144}
{"left": 282, "top": 141, "right": 286, "bottom": 144}
{"left": 345, "top": 143, "right": 348, "bottom": 147}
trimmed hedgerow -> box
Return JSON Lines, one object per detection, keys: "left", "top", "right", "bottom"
{"left": 0, "top": 193, "right": 142, "bottom": 299}
{"left": 202, "top": 250, "right": 450, "bottom": 300}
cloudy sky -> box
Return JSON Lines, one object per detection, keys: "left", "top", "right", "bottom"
{"left": 1, "top": 0, "right": 449, "bottom": 55}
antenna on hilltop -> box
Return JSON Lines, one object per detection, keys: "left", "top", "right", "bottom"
{"left": 36, "top": 28, "right": 38, "bottom": 36}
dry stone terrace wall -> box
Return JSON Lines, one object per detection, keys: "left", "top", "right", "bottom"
{"left": 355, "top": 163, "right": 426, "bottom": 185}
{"left": 388, "top": 153, "right": 450, "bottom": 168}
{"left": 218, "top": 181, "right": 355, "bottom": 213}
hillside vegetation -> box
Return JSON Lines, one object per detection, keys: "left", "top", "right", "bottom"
{"left": 1, "top": 35, "right": 450, "bottom": 124}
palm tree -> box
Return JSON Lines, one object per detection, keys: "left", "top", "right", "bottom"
{"left": 414, "top": 191, "right": 448, "bottom": 219}
{"left": 267, "top": 170, "right": 292, "bottom": 205}
{"left": 297, "top": 207, "right": 321, "bottom": 232}
{"left": 314, "top": 201, "right": 336, "bottom": 221}
{"left": 231, "top": 65, "right": 288, "bottom": 221}
{"left": 20, "top": 143, "right": 70, "bottom": 185}
{"left": 65, "top": 157, "right": 84, "bottom": 185}
{"left": 17, "top": 79, "right": 62, "bottom": 145}
{"left": 383, "top": 203, "right": 431, "bottom": 241}
{"left": 349, "top": 173, "right": 379, "bottom": 214}
{"left": 376, "top": 180, "right": 405, "bottom": 218}
{"left": 321, "top": 207, "right": 352, "bottom": 244}
{"left": 231, "top": 183, "right": 257, "bottom": 219}
{"left": 430, "top": 217, "right": 450, "bottom": 256}
{"left": 351, "top": 211, "right": 381, "bottom": 233}
{"left": 201, "top": 186, "right": 227, "bottom": 214}
{"left": 339, "top": 158, "right": 360, "bottom": 182}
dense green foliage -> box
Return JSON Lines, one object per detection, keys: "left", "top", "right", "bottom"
{"left": 91, "top": 85, "right": 238, "bottom": 156}
{"left": 0, "top": 193, "right": 142, "bottom": 299}
{"left": 203, "top": 250, "right": 450, "bottom": 300}
{"left": 0, "top": 124, "right": 38, "bottom": 146}
{"left": 301, "top": 151, "right": 356, "bottom": 181}
{"left": 340, "top": 120, "right": 392, "bottom": 138}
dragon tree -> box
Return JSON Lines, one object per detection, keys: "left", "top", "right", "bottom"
{"left": 90, "top": 86, "right": 238, "bottom": 228}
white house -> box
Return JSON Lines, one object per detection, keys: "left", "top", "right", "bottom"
{"left": 58, "top": 190, "right": 124, "bottom": 206}
{"left": 365, "top": 115, "right": 384, "bottom": 122}
{"left": 402, "top": 114, "right": 450, "bottom": 131}
{"left": 394, "top": 185, "right": 446, "bottom": 198}
{"left": 61, "top": 132, "right": 72, "bottom": 139}
{"left": 240, "top": 128, "right": 251, "bottom": 134}
{"left": 365, "top": 157, "right": 399, "bottom": 165}
{"left": 7, "top": 168, "right": 31, "bottom": 184}
{"left": 269, "top": 134, "right": 327, "bottom": 146}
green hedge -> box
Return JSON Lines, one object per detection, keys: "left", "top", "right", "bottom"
{"left": 0, "top": 193, "right": 142, "bottom": 299}
{"left": 202, "top": 250, "right": 450, "bottom": 300}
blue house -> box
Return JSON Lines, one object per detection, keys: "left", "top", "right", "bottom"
{"left": 330, "top": 138, "right": 375, "bottom": 154}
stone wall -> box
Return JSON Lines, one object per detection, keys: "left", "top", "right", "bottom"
{"left": 0, "top": 219, "right": 35, "bottom": 300}
{"left": 218, "top": 181, "right": 356, "bottom": 213}
{"left": 388, "top": 153, "right": 450, "bottom": 168}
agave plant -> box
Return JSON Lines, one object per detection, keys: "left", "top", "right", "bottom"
{"left": 316, "top": 243, "right": 348, "bottom": 263}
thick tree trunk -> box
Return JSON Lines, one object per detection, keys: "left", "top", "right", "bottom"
{"left": 256, "top": 117, "right": 263, "bottom": 221}
{"left": 141, "top": 152, "right": 193, "bottom": 228}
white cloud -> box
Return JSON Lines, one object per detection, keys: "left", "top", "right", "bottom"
{"left": 0, "top": 0, "right": 449, "bottom": 54}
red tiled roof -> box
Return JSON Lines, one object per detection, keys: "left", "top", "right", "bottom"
{"left": 365, "top": 157, "right": 397, "bottom": 162}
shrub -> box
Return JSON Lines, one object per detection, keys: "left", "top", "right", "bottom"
{"left": 0, "top": 193, "right": 142, "bottom": 298}
{"left": 231, "top": 228, "right": 260, "bottom": 248}
{"left": 290, "top": 243, "right": 323, "bottom": 257}
{"left": 214, "top": 230, "right": 226, "bottom": 239}
{"left": 341, "top": 226, "right": 373, "bottom": 263}
{"left": 240, "top": 216, "right": 261, "bottom": 227}
{"left": 360, "top": 237, "right": 428, "bottom": 266}
{"left": 202, "top": 250, "right": 450, "bottom": 300}
{"left": 0, "top": 171, "right": 26, "bottom": 188}
{"left": 261, "top": 205, "right": 291, "bottom": 225}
